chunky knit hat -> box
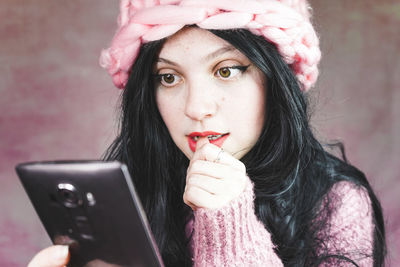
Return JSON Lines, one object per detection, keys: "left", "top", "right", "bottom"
{"left": 100, "top": 0, "right": 321, "bottom": 91}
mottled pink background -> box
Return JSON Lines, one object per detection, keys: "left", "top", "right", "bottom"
{"left": 0, "top": 0, "right": 399, "bottom": 266}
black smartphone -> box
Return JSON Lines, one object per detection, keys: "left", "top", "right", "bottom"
{"left": 16, "top": 160, "right": 164, "bottom": 267}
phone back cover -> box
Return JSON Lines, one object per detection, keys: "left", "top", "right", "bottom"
{"left": 16, "top": 160, "right": 164, "bottom": 267}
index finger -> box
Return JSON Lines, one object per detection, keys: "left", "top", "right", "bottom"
{"left": 191, "top": 138, "right": 245, "bottom": 172}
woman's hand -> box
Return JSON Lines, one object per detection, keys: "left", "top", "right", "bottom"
{"left": 184, "top": 137, "right": 248, "bottom": 210}
{"left": 28, "top": 245, "right": 69, "bottom": 267}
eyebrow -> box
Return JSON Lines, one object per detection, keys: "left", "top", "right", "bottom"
{"left": 204, "top": 45, "right": 236, "bottom": 62}
{"left": 156, "top": 57, "right": 178, "bottom": 66}
{"left": 156, "top": 45, "right": 237, "bottom": 66}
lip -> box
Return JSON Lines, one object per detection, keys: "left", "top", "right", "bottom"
{"left": 187, "top": 131, "right": 229, "bottom": 152}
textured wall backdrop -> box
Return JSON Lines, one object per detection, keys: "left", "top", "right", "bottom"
{"left": 0, "top": 0, "right": 399, "bottom": 266}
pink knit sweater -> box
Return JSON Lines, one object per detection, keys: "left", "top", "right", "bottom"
{"left": 188, "top": 180, "right": 373, "bottom": 266}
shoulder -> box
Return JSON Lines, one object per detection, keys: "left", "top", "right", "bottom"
{"left": 314, "top": 181, "right": 376, "bottom": 266}
{"left": 322, "top": 181, "right": 374, "bottom": 254}
{"left": 327, "top": 181, "right": 372, "bottom": 220}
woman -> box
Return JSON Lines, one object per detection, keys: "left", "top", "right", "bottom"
{"left": 28, "top": 0, "right": 386, "bottom": 266}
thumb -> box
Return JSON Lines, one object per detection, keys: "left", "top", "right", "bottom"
{"left": 28, "top": 245, "right": 70, "bottom": 267}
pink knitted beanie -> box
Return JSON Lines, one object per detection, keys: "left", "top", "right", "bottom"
{"left": 100, "top": 0, "right": 321, "bottom": 91}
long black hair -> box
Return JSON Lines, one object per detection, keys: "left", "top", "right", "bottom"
{"left": 103, "top": 28, "right": 386, "bottom": 266}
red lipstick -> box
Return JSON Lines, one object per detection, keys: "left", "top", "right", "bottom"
{"left": 187, "top": 131, "right": 229, "bottom": 152}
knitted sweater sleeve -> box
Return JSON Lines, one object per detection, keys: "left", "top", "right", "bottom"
{"left": 192, "top": 178, "right": 283, "bottom": 266}
{"left": 191, "top": 179, "right": 374, "bottom": 267}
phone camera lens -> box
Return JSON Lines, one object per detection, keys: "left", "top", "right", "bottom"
{"left": 57, "top": 183, "right": 82, "bottom": 208}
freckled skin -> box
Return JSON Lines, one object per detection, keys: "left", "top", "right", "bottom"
{"left": 155, "top": 27, "right": 266, "bottom": 160}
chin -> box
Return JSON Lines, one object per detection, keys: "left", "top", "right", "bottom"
{"left": 181, "top": 149, "right": 192, "bottom": 160}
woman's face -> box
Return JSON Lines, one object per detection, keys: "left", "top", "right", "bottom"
{"left": 155, "top": 27, "right": 266, "bottom": 160}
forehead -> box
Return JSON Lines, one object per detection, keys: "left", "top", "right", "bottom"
{"left": 157, "top": 27, "right": 242, "bottom": 62}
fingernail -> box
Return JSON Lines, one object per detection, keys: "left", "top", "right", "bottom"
{"left": 54, "top": 245, "right": 69, "bottom": 262}
{"left": 196, "top": 137, "right": 209, "bottom": 147}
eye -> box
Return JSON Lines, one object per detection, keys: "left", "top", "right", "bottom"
{"left": 218, "top": 67, "right": 232, "bottom": 78}
{"left": 215, "top": 66, "right": 249, "bottom": 79}
{"left": 157, "top": 73, "right": 182, "bottom": 87}
{"left": 162, "top": 74, "right": 175, "bottom": 84}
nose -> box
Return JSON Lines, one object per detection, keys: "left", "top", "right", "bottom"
{"left": 184, "top": 80, "right": 218, "bottom": 121}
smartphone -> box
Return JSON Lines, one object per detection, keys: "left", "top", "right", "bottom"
{"left": 16, "top": 160, "right": 164, "bottom": 267}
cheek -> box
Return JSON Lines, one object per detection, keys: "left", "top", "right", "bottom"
{"left": 156, "top": 90, "right": 183, "bottom": 139}
{"left": 235, "top": 79, "right": 265, "bottom": 118}
{"left": 239, "top": 98, "right": 265, "bottom": 138}
{"left": 156, "top": 91, "right": 193, "bottom": 158}
{"left": 248, "top": 74, "right": 266, "bottom": 129}
{"left": 251, "top": 88, "right": 266, "bottom": 137}
{"left": 156, "top": 91, "right": 173, "bottom": 127}
{"left": 231, "top": 80, "right": 266, "bottom": 140}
